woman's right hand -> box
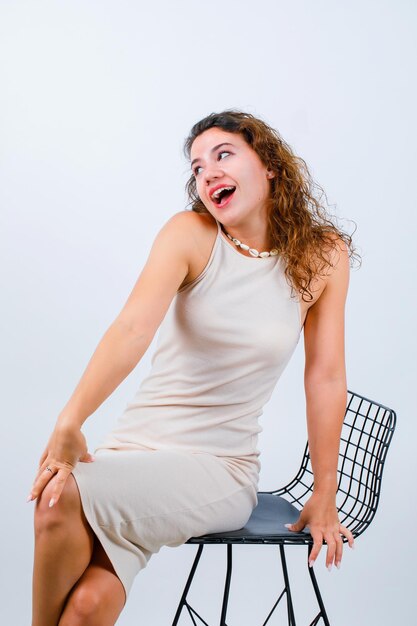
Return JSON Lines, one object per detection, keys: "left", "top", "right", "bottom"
{"left": 28, "top": 423, "right": 95, "bottom": 507}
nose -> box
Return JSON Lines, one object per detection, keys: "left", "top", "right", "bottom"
{"left": 202, "top": 162, "right": 225, "bottom": 187}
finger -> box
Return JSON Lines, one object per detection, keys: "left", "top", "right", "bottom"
{"left": 29, "top": 465, "right": 57, "bottom": 501}
{"left": 285, "top": 516, "right": 305, "bottom": 533}
{"left": 324, "top": 535, "right": 336, "bottom": 570}
{"left": 33, "top": 461, "right": 51, "bottom": 485}
{"left": 334, "top": 533, "right": 343, "bottom": 569}
{"left": 339, "top": 524, "right": 355, "bottom": 549}
{"left": 308, "top": 531, "right": 323, "bottom": 567}
{"left": 31, "top": 462, "right": 54, "bottom": 494}
{"left": 48, "top": 469, "right": 71, "bottom": 508}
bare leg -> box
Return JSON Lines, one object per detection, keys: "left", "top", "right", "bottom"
{"left": 31, "top": 474, "right": 94, "bottom": 626}
{"left": 58, "top": 537, "right": 126, "bottom": 626}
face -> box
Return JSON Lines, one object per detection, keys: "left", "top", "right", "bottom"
{"left": 190, "top": 128, "right": 275, "bottom": 227}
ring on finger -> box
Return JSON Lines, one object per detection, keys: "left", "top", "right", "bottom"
{"left": 45, "top": 466, "right": 54, "bottom": 474}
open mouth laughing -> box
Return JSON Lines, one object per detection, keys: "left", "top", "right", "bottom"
{"left": 209, "top": 185, "right": 236, "bottom": 208}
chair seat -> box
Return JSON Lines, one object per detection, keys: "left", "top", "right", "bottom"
{"left": 187, "top": 493, "right": 312, "bottom": 545}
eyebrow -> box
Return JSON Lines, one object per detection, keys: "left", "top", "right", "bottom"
{"left": 191, "top": 142, "right": 236, "bottom": 169}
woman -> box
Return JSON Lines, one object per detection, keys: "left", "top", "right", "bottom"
{"left": 29, "top": 109, "right": 357, "bottom": 626}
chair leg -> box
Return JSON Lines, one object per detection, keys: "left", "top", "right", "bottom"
{"left": 172, "top": 543, "right": 233, "bottom": 626}
{"left": 172, "top": 544, "right": 205, "bottom": 625}
{"left": 172, "top": 543, "right": 330, "bottom": 626}
{"left": 219, "top": 544, "right": 233, "bottom": 626}
{"left": 306, "top": 545, "right": 330, "bottom": 626}
{"left": 279, "top": 545, "right": 297, "bottom": 626}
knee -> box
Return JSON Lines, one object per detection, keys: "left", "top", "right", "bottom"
{"left": 66, "top": 586, "right": 102, "bottom": 624}
{"left": 34, "top": 474, "right": 80, "bottom": 533}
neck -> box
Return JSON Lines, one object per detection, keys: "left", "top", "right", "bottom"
{"left": 220, "top": 223, "right": 278, "bottom": 258}
{"left": 220, "top": 223, "right": 272, "bottom": 251}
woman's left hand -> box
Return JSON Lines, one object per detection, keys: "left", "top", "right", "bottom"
{"left": 285, "top": 491, "right": 354, "bottom": 570}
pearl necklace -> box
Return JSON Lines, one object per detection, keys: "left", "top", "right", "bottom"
{"left": 223, "top": 229, "right": 279, "bottom": 258}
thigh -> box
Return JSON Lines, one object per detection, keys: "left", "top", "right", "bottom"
{"left": 99, "top": 449, "right": 256, "bottom": 545}
{"left": 60, "top": 538, "right": 126, "bottom": 625}
{"left": 80, "top": 448, "right": 256, "bottom": 523}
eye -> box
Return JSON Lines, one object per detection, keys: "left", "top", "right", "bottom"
{"left": 193, "top": 151, "right": 231, "bottom": 176}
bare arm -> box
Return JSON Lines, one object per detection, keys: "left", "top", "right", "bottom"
{"left": 29, "top": 211, "right": 196, "bottom": 504}
{"left": 56, "top": 212, "right": 193, "bottom": 430}
{"left": 286, "top": 239, "right": 355, "bottom": 568}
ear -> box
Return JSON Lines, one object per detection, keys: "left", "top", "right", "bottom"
{"left": 266, "top": 170, "right": 276, "bottom": 179}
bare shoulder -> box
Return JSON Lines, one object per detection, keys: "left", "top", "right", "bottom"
{"left": 300, "top": 235, "right": 350, "bottom": 324}
{"left": 167, "top": 210, "right": 218, "bottom": 289}
{"left": 113, "top": 210, "right": 217, "bottom": 341}
{"left": 307, "top": 235, "right": 350, "bottom": 310}
{"left": 165, "top": 209, "right": 217, "bottom": 241}
{"left": 322, "top": 234, "right": 350, "bottom": 289}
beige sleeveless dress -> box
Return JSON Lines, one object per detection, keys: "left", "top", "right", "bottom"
{"left": 72, "top": 217, "right": 302, "bottom": 599}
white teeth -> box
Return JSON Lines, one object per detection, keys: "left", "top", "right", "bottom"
{"left": 212, "top": 186, "right": 235, "bottom": 199}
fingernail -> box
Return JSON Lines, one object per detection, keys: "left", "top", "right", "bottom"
{"left": 309, "top": 559, "right": 315, "bottom": 568}
{"left": 26, "top": 494, "right": 33, "bottom": 502}
{"left": 350, "top": 543, "right": 355, "bottom": 550}
{"left": 49, "top": 498, "right": 55, "bottom": 508}
{"left": 327, "top": 565, "right": 332, "bottom": 572}
{"left": 284, "top": 524, "right": 292, "bottom": 529}
{"left": 336, "top": 561, "right": 341, "bottom": 570}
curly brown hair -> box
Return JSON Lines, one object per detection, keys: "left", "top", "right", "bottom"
{"left": 183, "top": 109, "right": 360, "bottom": 301}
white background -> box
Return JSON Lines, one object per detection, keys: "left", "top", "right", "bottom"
{"left": 1, "top": 1, "right": 416, "bottom": 624}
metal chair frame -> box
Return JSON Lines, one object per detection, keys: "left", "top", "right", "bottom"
{"left": 172, "top": 390, "right": 397, "bottom": 625}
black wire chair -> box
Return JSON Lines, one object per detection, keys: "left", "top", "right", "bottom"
{"left": 172, "top": 390, "right": 396, "bottom": 626}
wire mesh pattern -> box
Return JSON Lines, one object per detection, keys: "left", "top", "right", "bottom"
{"left": 173, "top": 390, "right": 396, "bottom": 625}
{"left": 272, "top": 390, "right": 397, "bottom": 539}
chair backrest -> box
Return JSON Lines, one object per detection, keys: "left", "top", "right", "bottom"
{"left": 274, "top": 390, "right": 396, "bottom": 538}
